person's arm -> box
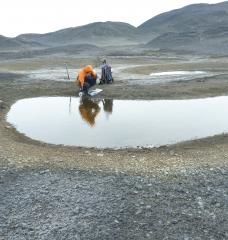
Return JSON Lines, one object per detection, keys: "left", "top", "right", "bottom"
{"left": 91, "top": 70, "right": 97, "bottom": 80}
{"left": 77, "top": 72, "right": 85, "bottom": 87}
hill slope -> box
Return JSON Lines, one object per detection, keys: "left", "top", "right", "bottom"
{"left": 139, "top": 2, "right": 228, "bottom": 36}
{"left": 139, "top": 1, "right": 228, "bottom": 53}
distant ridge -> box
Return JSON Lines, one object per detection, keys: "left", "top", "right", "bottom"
{"left": 16, "top": 21, "right": 140, "bottom": 47}
{"left": 1, "top": 2, "right": 228, "bottom": 55}
{"left": 0, "top": 35, "right": 43, "bottom": 52}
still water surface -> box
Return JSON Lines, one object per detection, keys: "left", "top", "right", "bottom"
{"left": 7, "top": 96, "right": 228, "bottom": 148}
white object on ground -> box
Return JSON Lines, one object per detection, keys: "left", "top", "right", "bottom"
{"left": 88, "top": 88, "right": 103, "bottom": 96}
{"left": 78, "top": 92, "right": 84, "bottom": 97}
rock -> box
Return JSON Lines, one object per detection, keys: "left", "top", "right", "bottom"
{"left": 133, "top": 190, "right": 139, "bottom": 194}
{"left": 97, "top": 153, "right": 104, "bottom": 157}
{"left": 71, "top": 207, "right": 80, "bottom": 216}
{"left": 135, "top": 209, "right": 143, "bottom": 215}
{"left": 39, "top": 169, "right": 50, "bottom": 175}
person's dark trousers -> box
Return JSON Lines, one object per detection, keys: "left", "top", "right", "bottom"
{"left": 82, "top": 74, "right": 96, "bottom": 94}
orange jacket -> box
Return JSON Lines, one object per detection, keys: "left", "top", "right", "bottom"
{"left": 76, "top": 65, "right": 97, "bottom": 87}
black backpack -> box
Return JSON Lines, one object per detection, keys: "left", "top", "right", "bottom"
{"left": 100, "top": 64, "right": 114, "bottom": 84}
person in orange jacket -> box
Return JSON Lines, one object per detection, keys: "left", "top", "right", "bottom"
{"left": 76, "top": 65, "right": 97, "bottom": 95}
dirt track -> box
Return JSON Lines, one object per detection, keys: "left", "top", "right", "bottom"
{"left": 0, "top": 55, "right": 228, "bottom": 239}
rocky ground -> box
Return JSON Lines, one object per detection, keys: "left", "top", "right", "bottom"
{"left": 0, "top": 55, "right": 228, "bottom": 239}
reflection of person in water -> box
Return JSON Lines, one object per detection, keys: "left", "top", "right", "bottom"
{"left": 79, "top": 97, "right": 100, "bottom": 126}
{"left": 102, "top": 99, "right": 113, "bottom": 119}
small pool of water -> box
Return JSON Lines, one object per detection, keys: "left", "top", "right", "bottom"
{"left": 7, "top": 96, "right": 228, "bottom": 148}
{"left": 149, "top": 70, "right": 215, "bottom": 83}
{"left": 150, "top": 71, "right": 206, "bottom": 76}
{"left": 126, "top": 71, "right": 216, "bottom": 85}
{"left": 148, "top": 70, "right": 215, "bottom": 83}
{"left": 150, "top": 71, "right": 208, "bottom": 77}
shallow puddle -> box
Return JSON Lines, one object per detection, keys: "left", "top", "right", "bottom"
{"left": 7, "top": 96, "right": 228, "bottom": 148}
{"left": 150, "top": 71, "right": 206, "bottom": 76}
{"left": 148, "top": 70, "right": 214, "bottom": 83}
{"left": 126, "top": 70, "right": 216, "bottom": 85}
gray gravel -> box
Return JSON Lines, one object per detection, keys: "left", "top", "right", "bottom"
{"left": 1, "top": 165, "right": 227, "bottom": 240}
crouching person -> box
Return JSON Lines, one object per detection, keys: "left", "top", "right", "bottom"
{"left": 76, "top": 65, "right": 97, "bottom": 95}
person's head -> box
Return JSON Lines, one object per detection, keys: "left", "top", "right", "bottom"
{"left": 84, "top": 65, "right": 93, "bottom": 73}
{"left": 102, "top": 59, "right": 106, "bottom": 64}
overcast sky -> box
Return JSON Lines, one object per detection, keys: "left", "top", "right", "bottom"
{"left": 1, "top": 0, "right": 224, "bottom": 37}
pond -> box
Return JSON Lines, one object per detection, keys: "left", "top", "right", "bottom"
{"left": 7, "top": 96, "right": 228, "bottom": 148}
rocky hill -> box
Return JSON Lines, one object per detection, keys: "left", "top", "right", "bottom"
{"left": 139, "top": 1, "right": 228, "bottom": 54}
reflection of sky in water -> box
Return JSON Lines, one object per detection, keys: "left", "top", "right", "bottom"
{"left": 7, "top": 96, "right": 228, "bottom": 148}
